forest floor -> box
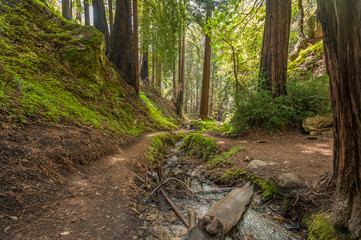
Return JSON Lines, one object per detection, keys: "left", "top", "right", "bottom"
{"left": 1, "top": 129, "right": 333, "bottom": 240}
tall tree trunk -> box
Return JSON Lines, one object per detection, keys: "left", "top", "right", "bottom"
{"left": 156, "top": 60, "right": 162, "bottom": 91}
{"left": 93, "top": 0, "right": 110, "bottom": 51}
{"left": 176, "top": 33, "right": 186, "bottom": 117}
{"left": 76, "top": 9, "right": 82, "bottom": 23}
{"left": 199, "top": 9, "right": 212, "bottom": 120}
{"left": 173, "top": 56, "right": 177, "bottom": 101}
{"left": 196, "top": 78, "right": 199, "bottom": 113}
{"left": 108, "top": 0, "right": 114, "bottom": 34}
{"left": 133, "top": 0, "right": 139, "bottom": 94}
{"left": 152, "top": 51, "right": 155, "bottom": 87}
{"left": 297, "top": 0, "right": 305, "bottom": 39}
{"left": 190, "top": 92, "right": 193, "bottom": 114}
{"left": 318, "top": 0, "right": 361, "bottom": 238}
{"left": 259, "top": 0, "right": 291, "bottom": 98}
{"left": 84, "top": 0, "right": 90, "bottom": 25}
{"left": 62, "top": 0, "right": 71, "bottom": 20}
{"left": 109, "top": 0, "right": 135, "bottom": 88}
{"left": 140, "top": 52, "right": 149, "bottom": 81}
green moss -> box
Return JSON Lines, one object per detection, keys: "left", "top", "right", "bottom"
{"left": 183, "top": 133, "right": 217, "bottom": 161}
{"left": 140, "top": 91, "right": 178, "bottom": 130}
{"left": 145, "top": 133, "right": 185, "bottom": 165}
{"left": 0, "top": 0, "right": 178, "bottom": 136}
{"left": 208, "top": 146, "right": 245, "bottom": 169}
{"left": 304, "top": 213, "right": 350, "bottom": 240}
{"left": 190, "top": 119, "right": 219, "bottom": 132}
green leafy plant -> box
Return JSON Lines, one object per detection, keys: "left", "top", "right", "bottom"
{"left": 183, "top": 133, "right": 217, "bottom": 161}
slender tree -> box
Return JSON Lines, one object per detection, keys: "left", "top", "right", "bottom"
{"left": 259, "top": 0, "right": 291, "bottom": 98}
{"left": 140, "top": 52, "right": 149, "bottom": 81}
{"left": 176, "top": 32, "right": 186, "bottom": 116}
{"left": 109, "top": 0, "right": 135, "bottom": 88}
{"left": 318, "top": 0, "right": 361, "bottom": 238}
{"left": 199, "top": 8, "right": 212, "bottom": 120}
{"left": 84, "top": 0, "right": 90, "bottom": 25}
{"left": 108, "top": 0, "right": 114, "bottom": 34}
{"left": 62, "top": 0, "right": 72, "bottom": 20}
{"left": 93, "top": 0, "right": 110, "bottom": 50}
{"left": 133, "top": 0, "right": 140, "bottom": 94}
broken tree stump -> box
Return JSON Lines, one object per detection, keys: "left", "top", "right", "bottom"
{"left": 187, "top": 182, "right": 254, "bottom": 240}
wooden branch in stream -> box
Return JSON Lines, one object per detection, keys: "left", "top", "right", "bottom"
{"left": 160, "top": 188, "right": 190, "bottom": 229}
{"left": 144, "top": 177, "right": 200, "bottom": 203}
{"left": 187, "top": 182, "right": 254, "bottom": 240}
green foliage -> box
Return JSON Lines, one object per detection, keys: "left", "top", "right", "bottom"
{"left": 183, "top": 133, "right": 217, "bottom": 161}
{"left": 227, "top": 74, "right": 331, "bottom": 133}
{"left": 145, "top": 133, "right": 185, "bottom": 165}
{"left": 208, "top": 146, "right": 245, "bottom": 169}
{"left": 304, "top": 213, "right": 349, "bottom": 240}
{"left": 287, "top": 75, "right": 331, "bottom": 118}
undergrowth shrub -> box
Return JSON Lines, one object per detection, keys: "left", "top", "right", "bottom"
{"left": 226, "top": 75, "right": 331, "bottom": 134}
{"left": 208, "top": 146, "right": 245, "bottom": 169}
{"left": 183, "top": 133, "right": 217, "bottom": 161}
{"left": 190, "top": 119, "right": 219, "bottom": 132}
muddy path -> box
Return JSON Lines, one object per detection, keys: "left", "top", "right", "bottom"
{"left": 2, "top": 132, "right": 171, "bottom": 240}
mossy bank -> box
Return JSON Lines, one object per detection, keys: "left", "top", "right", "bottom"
{"left": 0, "top": 0, "right": 178, "bottom": 222}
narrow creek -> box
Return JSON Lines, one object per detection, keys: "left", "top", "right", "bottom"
{"left": 141, "top": 140, "right": 305, "bottom": 240}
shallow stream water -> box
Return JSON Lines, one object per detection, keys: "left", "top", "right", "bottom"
{"left": 144, "top": 141, "right": 304, "bottom": 240}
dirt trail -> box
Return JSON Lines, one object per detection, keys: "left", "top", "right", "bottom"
{"left": 4, "top": 132, "right": 163, "bottom": 240}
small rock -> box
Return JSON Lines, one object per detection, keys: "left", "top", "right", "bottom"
{"left": 177, "top": 226, "right": 188, "bottom": 236}
{"left": 269, "top": 162, "right": 279, "bottom": 166}
{"left": 244, "top": 235, "right": 258, "bottom": 240}
{"left": 248, "top": 160, "right": 268, "bottom": 169}
{"left": 8, "top": 216, "right": 18, "bottom": 221}
{"left": 60, "top": 231, "right": 70, "bottom": 236}
{"left": 146, "top": 214, "right": 157, "bottom": 222}
{"left": 302, "top": 115, "right": 332, "bottom": 132}
{"left": 283, "top": 161, "right": 290, "bottom": 164}
{"left": 309, "top": 131, "right": 317, "bottom": 136}
{"left": 175, "top": 141, "right": 184, "bottom": 147}
{"left": 271, "top": 173, "right": 305, "bottom": 194}
{"left": 165, "top": 211, "right": 177, "bottom": 223}
{"left": 171, "top": 238, "right": 182, "bottom": 240}
{"left": 170, "top": 155, "right": 178, "bottom": 163}
{"left": 257, "top": 140, "right": 267, "bottom": 143}
{"left": 244, "top": 156, "right": 252, "bottom": 162}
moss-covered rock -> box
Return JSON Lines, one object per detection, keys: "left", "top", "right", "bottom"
{"left": 183, "top": 133, "right": 217, "bottom": 161}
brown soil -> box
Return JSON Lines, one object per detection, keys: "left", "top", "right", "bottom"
{"left": 0, "top": 131, "right": 157, "bottom": 239}
{"left": 205, "top": 130, "right": 333, "bottom": 186}
{"left": 1, "top": 128, "right": 333, "bottom": 239}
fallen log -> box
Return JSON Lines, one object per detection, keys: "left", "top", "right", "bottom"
{"left": 187, "top": 182, "right": 254, "bottom": 240}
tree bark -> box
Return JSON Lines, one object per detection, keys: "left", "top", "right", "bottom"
{"left": 140, "top": 52, "right": 149, "bottom": 81}
{"left": 176, "top": 33, "right": 186, "bottom": 117}
{"left": 199, "top": 9, "right": 212, "bottom": 120}
{"left": 109, "top": 0, "right": 135, "bottom": 88}
{"left": 133, "top": 0, "right": 139, "bottom": 94}
{"left": 152, "top": 50, "right": 155, "bottom": 87}
{"left": 62, "top": 0, "right": 71, "bottom": 21}
{"left": 259, "top": 0, "right": 291, "bottom": 98}
{"left": 108, "top": 0, "right": 114, "bottom": 34}
{"left": 84, "top": 0, "right": 90, "bottom": 25}
{"left": 76, "top": 9, "right": 82, "bottom": 23}
{"left": 297, "top": 0, "right": 305, "bottom": 39}
{"left": 93, "top": 0, "right": 110, "bottom": 51}
{"left": 318, "top": 0, "right": 361, "bottom": 238}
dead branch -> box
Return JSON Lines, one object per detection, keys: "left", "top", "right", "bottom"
{"left": 160, "top": 188, "right": 189, "bottom": 229}
{"left": 144, "top": 177, "right": 199, "bottom": 203}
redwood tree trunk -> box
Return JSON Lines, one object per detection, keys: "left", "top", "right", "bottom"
{"left": 108, "top": 0, "right": 114, "bottom": 34}
{"left": 84, "top": 0, "right": 90, "bottom": 25}
{"left": 318, "top": 0, "right": 361, "bottom": 238}
{"left": 109, "top": 0, "right": 135, "bottom": 88}
{"left": 259, "top": 0, "right": 291, "bottom": 98}
{"left": 93, "top": 0, "right": 110, "bottom": 51}
{"left": 176, "top": 33, "right": 186, "bottom": 117}
{"left": 199, "top": 9, "right": 212, "bottom": 120}
{"left": 62, "top": 0, "right": 71, "bottom": 21}
{"left": 133, "top": 0, "right": 139, "bottom": 94}
{"left": 140, "top": 52, "right": 149, "bottom": 81}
